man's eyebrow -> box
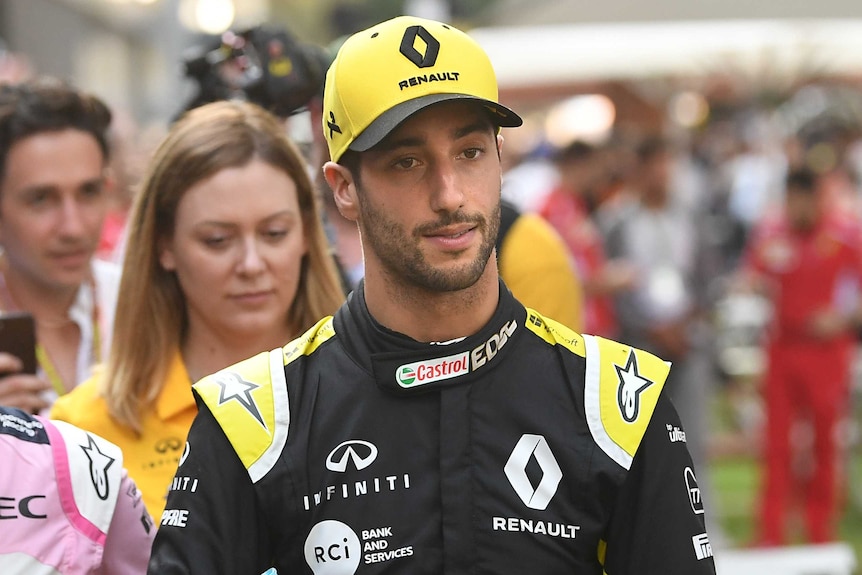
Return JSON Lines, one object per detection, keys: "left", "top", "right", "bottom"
{"left": 18, "top": 183, "right": 57, "bottom": 196}
{"left": 376, "top": 120, "right": 494, "bottom": 153}
{"left": 454, "top": 120, "right": 493, "bottom": 140}
{"left": 79, "top": 177, "right": 104, "bottom": 190}
{"left": 375, "top": 135, "right": 426, "bottom": 153}
{"left": 19, "top": 176, "right": 104, "bottom": 195}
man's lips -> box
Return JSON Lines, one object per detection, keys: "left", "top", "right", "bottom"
{"left": 423, "top": 225, "right": 478, "bottom": 250}
{"left": 50, "top": 249, "right": 91, "bottom": 267}
{"left": 424, "top": 224, "right": 476, "bottom": 238}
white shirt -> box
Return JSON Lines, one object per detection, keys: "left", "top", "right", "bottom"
{"left": 40, "top": 259, "right": 121, "bottom": 406}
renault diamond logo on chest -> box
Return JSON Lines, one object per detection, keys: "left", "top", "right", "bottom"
{"left": 326, "top": 440, "right": 379, "bottom": 473}
{"left": 504, "top": 434, "right": 563, "bottom": 511}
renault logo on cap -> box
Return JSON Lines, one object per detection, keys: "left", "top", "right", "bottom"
{"left": 400, "top": 25, "right": 440, "bottom": 68}
{"left": 326, "top": 440, "right": 379, "bottom": 473}
{"left": 504, "top": 434, "right": 563, "bottom": 510}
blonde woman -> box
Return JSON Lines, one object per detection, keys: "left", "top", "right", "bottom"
{"left": 51, "top": 101, "right": 344, "bottom": 519}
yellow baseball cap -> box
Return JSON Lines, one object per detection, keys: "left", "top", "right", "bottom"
{"left": 323, "top": 16, "right": 522, "bottom": 162}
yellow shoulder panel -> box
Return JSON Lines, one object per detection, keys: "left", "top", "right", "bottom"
{"left": 523, "top": 308, "right": 586, "bottom": 358}
{"left": 194, "top": 350, "right": 277, "bottom": 472}
{"left": 194, "top": 316, "right": 336, "bottom": 480}
{"left": 583, "top": 335, "right": 670, "bottom": 470}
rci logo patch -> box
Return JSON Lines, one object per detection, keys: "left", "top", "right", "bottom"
{"left": 304, "top": 520, "right": 361, "bottom": 575}
{"left": 504, "top": 434, "right": 563, "bottom": 511}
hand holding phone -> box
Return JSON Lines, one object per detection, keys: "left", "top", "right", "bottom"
{"left": 0, "top": 312, "right": 50, "bottom": 412}
{"left": 0, "top": 312, "right": 37, "bottom": 374}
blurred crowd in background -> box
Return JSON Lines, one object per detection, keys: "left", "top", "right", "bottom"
{"left": 4, "top": 0, "right": 862, "bottom": 560}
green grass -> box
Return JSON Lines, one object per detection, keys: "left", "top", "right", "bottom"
{"left": 708, "top": 403, "right": 862, "bottom": 573}
{"left": 710, "top": 455, "right": 862, "bottom": 540}
{"left": 710, "top": 456, "right": 758, "bottom": 545}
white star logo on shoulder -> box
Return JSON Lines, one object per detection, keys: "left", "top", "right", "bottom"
{"left": 614, "top": 349, "right": 654, "bottom": 423}
{"left": 81, "top": 434, "right": 116, "bottom": 500}
{"left": 213, "top": 371, "right": 267, "bottom": 430}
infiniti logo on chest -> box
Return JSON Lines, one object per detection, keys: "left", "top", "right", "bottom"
{"left": 304, "top": 440, "right": 411, "bottom": 511}
{"left": 326, "top": 440, "right": 379, "bottom": 473}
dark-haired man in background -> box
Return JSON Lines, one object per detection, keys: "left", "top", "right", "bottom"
{"left": 0, "top": 77, "right": 119, "bottom": 412}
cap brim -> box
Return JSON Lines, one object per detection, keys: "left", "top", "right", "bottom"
{"left": 349, "top": 93, "right": 523, "bottom": 153}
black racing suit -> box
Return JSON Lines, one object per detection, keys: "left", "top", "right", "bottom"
{"left": 148, "top": 281, "right": 716, "bottom": 574}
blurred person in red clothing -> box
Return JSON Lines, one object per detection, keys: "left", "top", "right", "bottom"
{"left": 739, "top": 166, "right": 862, "bottom": 545}
{"left": 538, "top": 140, "right": 635, "bottom": 337}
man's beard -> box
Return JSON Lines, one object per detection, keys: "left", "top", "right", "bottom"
{"left": 357, "top": 187, "right": 500, "bottom": 293}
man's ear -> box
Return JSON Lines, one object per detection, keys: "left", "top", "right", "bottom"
{"left": 322, "top": 161, "right": 360, "bottom": 222}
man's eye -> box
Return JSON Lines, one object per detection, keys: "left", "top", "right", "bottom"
{"left": 81, "top": 183, "right": 104, "bottom": 198}
{"left": 463, "top": 148, "right": 483, "bottom": 159}
{"left": 394, "top": 158, "right": 418, "bottom": 169}
{"left": 28, "top": 192, "right": 50, "bottom": 205}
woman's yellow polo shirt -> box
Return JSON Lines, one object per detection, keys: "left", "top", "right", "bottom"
{"left": 50, "top": 351, "right": 198, "bottom": 520}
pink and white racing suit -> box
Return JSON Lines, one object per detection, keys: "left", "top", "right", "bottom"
{"left": 0, "top": 406, "right": 154, "bottom": 574}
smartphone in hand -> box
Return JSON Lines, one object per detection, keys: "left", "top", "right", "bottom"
{"left": 0, "top": 312, "right": 37, "bottom": 374}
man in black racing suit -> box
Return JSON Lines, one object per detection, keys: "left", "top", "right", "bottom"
{"left": 148, "top": 15, "right": 716, "bottom": 575}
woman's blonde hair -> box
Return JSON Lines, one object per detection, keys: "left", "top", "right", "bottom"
{"left": 102, "top": 100, "right": 345, "bottom": 433}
